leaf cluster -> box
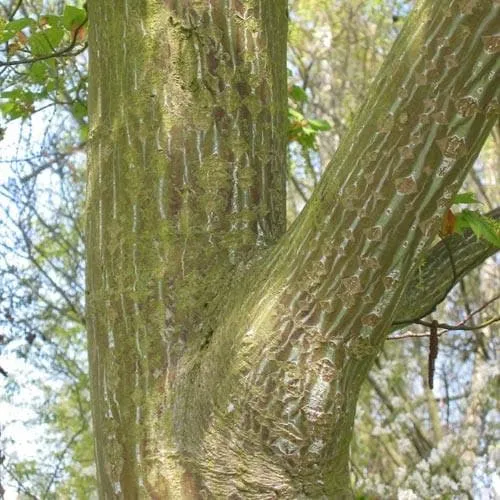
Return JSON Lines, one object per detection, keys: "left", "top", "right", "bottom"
{"left": 443, "top": 192, "right": 500, "bottom": 247}
{"left": 0, "top": 4, "right": 87, "bottom": 127}
{"left": 288, "top": 84, "right": 332, "bottom": 150}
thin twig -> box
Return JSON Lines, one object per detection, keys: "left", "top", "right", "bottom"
{"left": 388, "top": 315, "right": 500, "bottom": 340}
{"left": 461, "top": 292, "right": 500, "bottom": 324}
{"left": 414, "top": 315, "right": 500, "bottom": 331}
{"left": 0, "top": 41, "right": 88, "bottom": 67}
{"left": 289, "top": 174, "right": 309, "bottom": 203}
{"left": 6, "top": 0, "right": 24, "bottom": 20}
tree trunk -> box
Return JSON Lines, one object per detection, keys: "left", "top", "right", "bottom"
{"left": 85, "top": 0, "right": 499, "bottom": 497}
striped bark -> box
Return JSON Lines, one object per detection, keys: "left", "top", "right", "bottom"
{"left": 86, "top": 0, "right": 499, "bottom": 497}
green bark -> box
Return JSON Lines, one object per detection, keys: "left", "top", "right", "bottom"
{"left": 86, "top": 0, "right": 289, "bottom": 496}
{"left": 86, "top": 0, "right": 499, "bottom": 497}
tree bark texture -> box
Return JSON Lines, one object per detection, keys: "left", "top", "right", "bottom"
{"left": 86, "top": 0, "right": 499, "bottom": 498}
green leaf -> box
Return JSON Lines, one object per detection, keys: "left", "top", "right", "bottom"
{"left": 40, "top": 15, "right": 64, "bottom": 28}
{"left": 0, "top": 101, "right": 15, "bottom": 114}
{"left": 71, "top": 101, "right": 87, "bottom": 121}
{"left": 289, "top": 85, "right": 308, "bottom": 103}
{"left": 0, "top": 101, "right": 27, "bottom": 120}
{"left": 452, "top": 192, "right": 481, "bottom": 205}
{"left": 297, "top": 133, "right": 316, "bottom": 149}
{"left": 1, "top": 90, "right": 20, "bottom": 99}
{"left": 308, "top": 118, "right": 332, "bottom": 131}
{"left": 5, "top": 17, "right": 35, "bottom": 32}
{"left": 1, "top": 89, "right": 34, "bottom": 104}
{"left": 29, "top": 32, "right": 53, "bottom": 56}
{"left": 455, "top": 210, "right": 500, "bottom": 247}
{"left": 1, "top": 88, "right": 35, "bottom": 115}
{"left": 46, "top": 79, "right": 56, "bottom": 92}
{"left": 28, "top": 27, "right": 64, "bottom": 55}
{"left": 63, "top": 5, "right": 87, "bottom": 30}
{"left": 288, "top": 108, "right": 304, "bottom": 121}
{"left": 42, "top": 26, "right": 65, "bottom": 47}
{"left": 29, "top": 61, "right": 48, "bottom": 83}
{"left": 0, "top": 17, "right": 35, "bottom": 42}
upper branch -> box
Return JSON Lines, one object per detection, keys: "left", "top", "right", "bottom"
{"left": 272, "top": 0, "right": 500, "bottom": 346}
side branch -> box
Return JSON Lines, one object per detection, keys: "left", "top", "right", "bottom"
{"left": 394, "top": 208, "right": 500, "bottom": 326}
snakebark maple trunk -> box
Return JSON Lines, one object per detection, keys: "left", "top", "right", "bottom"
{"left": 86, "top": 0, "right": 499, "bottom": 497}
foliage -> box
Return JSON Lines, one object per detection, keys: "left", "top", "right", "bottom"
{"left": 288, "top": 84, "right": 331, "bottom": 150}
{"left": 0, "top": 1, "right": 87, "bottom": 132}
{"left": 439, "top": 192, "right": 500, "bottom": 247}
{"left": 0, "top": 0, "right": 92, "bottom": 496}
{"left": 454, "top": 210, "right": 500, "bottom": 247}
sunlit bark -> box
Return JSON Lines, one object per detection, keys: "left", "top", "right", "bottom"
{"left": 86, "top": 0, "right": 499, "bottom": 497}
